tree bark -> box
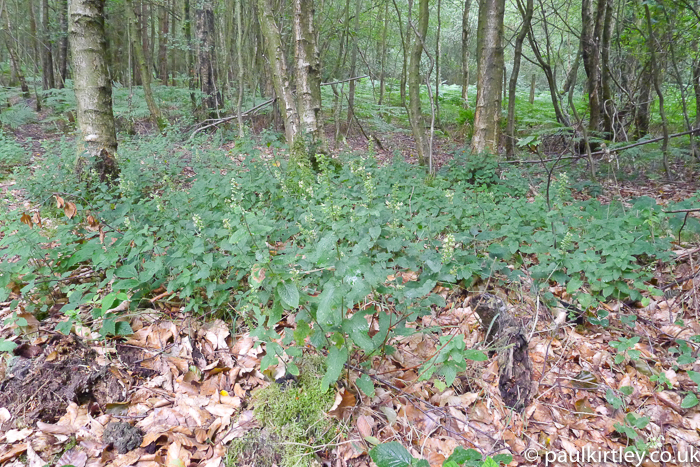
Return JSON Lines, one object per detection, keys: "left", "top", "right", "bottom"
{"left": 600, "top": 0, "right": 613, "bottom": 137}
{"left": 195, "top": 0, "right": 219, "bottom": 116}
{"left": 471, "top": 0, "right": 505, "bottom": 154}
{"left": 57, "top": 0, "right": 69, "bottom": 87}
{"left": 461, "top": 0, "right": 473, "bottom": 107}
{"left": 235, "top": 0, "right": 245, "bottom": 138}
{"left": 126, "top": 0, "right": 165, "bottom": 131}
{"left": 407, "top": 0, "right": 429, "bottom": 165}
{"left": 2, "top": 4, "right": 30, "bottom": 97}
{"left": 581, "top": 0, "right": 605, "bottom": 132}
{"left": 634, "top": 61, "right": 652, "bottom": 139}
{"left": 644, "top": 4, "right": 670, "bottom": 179}
{"left": 257, "top": 0, "right": 299, "bottom": 147}
{"left": 69, "top": 0, "right": 119, "bottom": 183}
{"left": 378, "top": 1, "right": 389, "bottom": 107}
{"left": 41, "top": 0, "right": 55, "bottom": 89}
{"left": 505, "top": 0, "right": 533, "bottom": 158}
{"left": 346, "top": 0, "right": 362, "bottom": 130}
{"left": 158, "top": 1, "right": 169, "bottom": 84}
{"left": 294, "top": 0, "right": 325, "bottom": 150}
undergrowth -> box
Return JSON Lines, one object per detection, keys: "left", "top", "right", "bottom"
{"left": 0, "top": 130, "right": 697, "bottom": 391}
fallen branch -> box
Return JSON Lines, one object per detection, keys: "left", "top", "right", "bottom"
{"left": 320, "top": 75, "right": 368, "bottom": 87}
{"left": 501, "top": 127, "right": 700, "bottom": 165}
{"left": 189, "top": 98, "right": 274, "bottom": 140}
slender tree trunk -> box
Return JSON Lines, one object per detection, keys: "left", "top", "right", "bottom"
{"left": 527, "top": 29, "right": 570, "bottom": 126}
{"left": 2, "top": 4, "right": 30, "bottom": 97}
{"left": 435, "top": 0, "right": 441, "bottom": 126}
{"left": 505, "top": 0, "right": 533, "bottom": 158}
{"left": 346, "top": 0, "right": 362, "bottom": 130}
{"left": 378, "top": 1, "right": 389, "bottom": 107}
{"left": 461, "top": 0, "right": 473, "bottom": 107}
{"left": 126, "top": 0, "right": 165, "bottom": 131}
{"left": 235, "top": 0, "right": 245, "bottom": 138}
{"left": 634, "top": 61, "right": 652, "bottom": 139}
{"left": 581, "top": 0, "right": 605, "bottom": 132}
{"left": 407, "top": 0, "right": 429, "bottom": 165}
{"left": 41, "top": 0, "right": 55, "bottom": 89}
{"left": 257, "top": 0, "right": 299, "bottom": 147}
{"left": 294, "top": 0, "right": 325, "bottom": 151}
{"left": 69, "top": 0, "right": 119, "bottom": 183}
{"left": 644, "top": 4, "right": 670, "bottom": 179}
{"left": 57, "top": 0, "right": 68, "bottom": 87}
{"left": 158, "top": 1, "right": 169, "bottom": 83}
{"left": 600, "top": 0, "right": 613, "bottom": 137}
{"left": 196, "top": 0, "right": 219, "bottom": 116}
{"left": 693, "top": 51, "right": 700, "bottom": 160}
{"left": 529, "top": 73, "right": 535, "bottom": 104}
{"left": 472, "top": 0, "right": 505, "bottom": 154}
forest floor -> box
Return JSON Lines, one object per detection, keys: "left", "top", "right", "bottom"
{"left": 1, "top": 112, "right": 700, "bottom": 467}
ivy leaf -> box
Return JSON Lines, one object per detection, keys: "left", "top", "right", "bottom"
{"left": 277, "top": 281, "right": 299, "bottom": 309}
{"left": 321, "top": 346, "right": 348, "bottom": 391}
{"left": 369, "top": 442, "right": 413, "bottom": 467}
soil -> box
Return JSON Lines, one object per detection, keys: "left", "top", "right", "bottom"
{"left": 0, "top": 334, "right": 127, "bottom": 430}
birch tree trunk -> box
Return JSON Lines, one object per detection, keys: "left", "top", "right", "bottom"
{"left": 407, "top": 0, "right": 429, "bottom": 165}
{"left": 471, "top": 0, "right": 505, "bottom": 154}
{"left": 293, "top": 0, "right": 324, "bottom": 150}
{"left": 125, "top": 0, "right": 165, "bottom": 131}
{"left": 257, "top": 0, "right": 300, "bottom": 148}
{"left": 69, "top": 0, "right": 119, "bottom": 183}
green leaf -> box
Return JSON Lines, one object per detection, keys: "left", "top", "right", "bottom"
{"left": 277, "top": 281, "right": 299, "bottom": 309}
{"left": 681, "top": 393, "right": 699, "bottom": 409}
{"left": 115, "top": 321, "right": 133, "bottom": 336}
{"left": 464, "top": 349, "right": 488, "bottom": 361}
{"left": 369, "top": 442, "right": 413, "bottom": 467}
{"left": 56, "top": 319, "right": 73, "bottom": 336}
{"left": 321, "top": 346, "right": 348, "bottom": 391}
{"left": 688, "top": 371, "right": 700, "bottom": 386}
{"left": 287, "top": 362, "right": 299, "bottom": 376}
{"left": 491, "top": 454, "right": 513, "bottom": 465}
{"left": 0, "top": 338, "right": 18, "bottom": 352}
{"left": 356, "top": 374, "right": 375, "bottom": 397}
{"left": 567, "top": 277, "right": 584, "bottom": 294}
{"left": 369, "top": 226, "right": 381, "bottom": 239}
{"left": 317, "top": 283, "right": 337, "bottom": 326}
{"left": 445, "top": 447, "right": 482, "bottom": 466}
{"left": 100, "top": 317, "right": 116, "bottom": 337}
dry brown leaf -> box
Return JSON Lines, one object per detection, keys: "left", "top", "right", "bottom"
{"left": 3, "top": 428, "right": 33, "bottom": 443}
{"left": 99, "top": 226, "right": 105, "bottom": 244}
{"left": 64, "top": 201, "right": 77, "bottom": 219}
{"left": 87, "top": 214, "right": 99, "bottom": 227}
{"left": 31, "top": 211, "right": 42, "bottom": 228}
{"left": 20, "top": 212, "right": 33, "bottom": 227}
{"left": 356, "top": 415, "right": 374, "bottom": 439}
{"left": 55, "top": 195, "right": 65, "bottom": 208}
{"left": 55, "top": 448, "right": 88, "bottom": 467}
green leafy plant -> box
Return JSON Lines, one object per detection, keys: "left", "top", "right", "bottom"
{"left": 369, "top": 442, "right": 512, "bottom": 467}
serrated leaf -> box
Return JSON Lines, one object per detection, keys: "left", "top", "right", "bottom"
{"left": 277, "top": 281, "right": 299, "bottom": 309}
{"left": 369, "top": 442, "right": 412, "bottom": 467}
{"left": 567, "top": 277, "right": 584, "bottom": 294}
{"left": 464, "top": 349, "right": 488, "bottom": 361}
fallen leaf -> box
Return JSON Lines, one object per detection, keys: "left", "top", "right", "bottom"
{"left": 55, "top": 195, "right": 65, "bottom": 208}
{"left": 64, "top": 201, "right": 77, "bottom": 219}
{"left": 20, "top": 212, "right": 33, "bottom": 227}
{"left": 55, "top": 448, "right": 87, "bottom": 467}
{"left": 3, "top": 428, "right": 33, "bottom": 443}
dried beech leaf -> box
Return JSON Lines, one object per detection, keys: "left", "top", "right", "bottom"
{"left": 64, "top": 202, "right": 77, "bottom": 219}
{"left": 55, "top": 195, "right": 65, "bottom": 208}
{"left": 31, "top": 212, "right": 42, "bottom": 228}
{"left": 20, "top": 213, "right": 33, "bottom": 227}
{"left": 87, "top": 214, "right": 99, "bottom": 227}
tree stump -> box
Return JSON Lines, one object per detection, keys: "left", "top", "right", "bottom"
{"left": 472, "top": 293, "right": 533, "bottom": 412}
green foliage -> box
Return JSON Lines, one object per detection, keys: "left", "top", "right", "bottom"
{"left": 369, "top": 442, "right": 511, "bottom": 467}
{"left": 0, "top": 130, "right": 687, "bottom": 395}
{"left": 0, "top": 103, "right": 36, "bottom": 129}
{"left": 0, "top": 130, "right": 28, "bottom": 175}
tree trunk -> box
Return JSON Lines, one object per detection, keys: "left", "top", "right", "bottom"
{"left": 644, "top": 4, "right": 670, "bottom": 179}
{"left": 634, "top": 61, "right": 652, "bottom": 139}
{"left": 581, "top": 0, "right": 605, "bottom": 132}
{"left": 505, "top": 0, "right": 533, "bottom": 158}
{"left": 461, "top": 0, "right": 473, "bottom": 107}
{"left": 471, "top": 0, "right": 505, "bottom": 154}
{"left": 407, "top": 0, "right": 429, "bottom": 165}
{"left": 600, "top": 0, "right": 613, "bottom": 137}
{"left": 41, "top": 0, "right": 55, "bottom": 89}
{"left": 293, "top": 0, "right": 325, "bottom": 150}
{"left": 529, "top": 73, "right": 535, "bottom": 104}
{"left": 158, "top": 1, "right": 169, "bottom": 83}
{"left": 196, "top": 0, "right": 219, "bottom": 116}
{"left": 2, "top": 4, "right": 30, "bottom": 97}
{"left": 378, "top": 1, "right": 389, "bottom": 107}
{"left": 57, "top": 0, "right": 68, "bottom": 87}
{"left": 346, "top": 0, "right": 362, "bottom": 130}
{"left": 126, "top": 0, "right": 165, "bottom": 131}
{"left": 69, "top": 0, "right": 119, "bottom": 183}
{"left": 235, "top": 0, "right": 245, "bottom": 138}
{"left": 257, "top": 0, "right": 299, "bottom": 147}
